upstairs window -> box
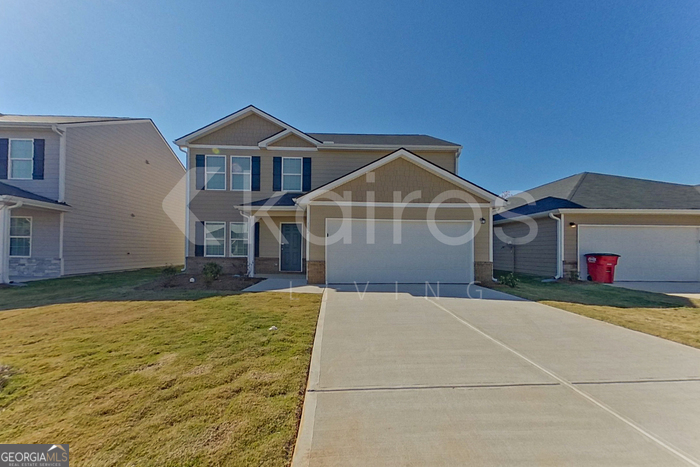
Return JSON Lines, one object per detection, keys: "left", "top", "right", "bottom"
{"left": 282, "top": 157, "right": 302, "bottom": 191}
{"left": 10, "top": 217, "right": 31, "bottom": 257}
{"left": 204, "top": 221, "right": 226, "bottom": 257}
{"left": 230, "top": 222, "right": 249, "bottom": 256}
{"left": 9, "top": 139, "right": 33, "bottom": 180}
{"left": 230, "top": 156, "right": 251, "bottom": 191}
{"left": 205, "top": 155, "right": 226, "bottom": 190}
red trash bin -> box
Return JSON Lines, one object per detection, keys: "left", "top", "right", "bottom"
{"left": 584, "top": 254, "right": 620, "bottom": 283}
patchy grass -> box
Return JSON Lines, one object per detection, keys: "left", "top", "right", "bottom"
{"left": 490, "top": 272, "right": 700, "bottom": 349}
{"left": 0, "top": 269, "right": 321, "bottom": 466}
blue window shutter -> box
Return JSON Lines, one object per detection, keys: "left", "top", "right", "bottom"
{"left": 32, "top": 139, "right": 45, "bottom": 180}
{"left": 195, "top": 155, "right": 206, "bottom": 190}
{"left": 254, "top": 222, "right": 260, "bottom": 258}
{"left": 303, "top": 157, "right": 312, "bottom": 192}
{"left": 273, "top": 157, "right": 282, "bottom": 191}
{"left": 251, "top": 156, "right": 261, "bottom": 191}
{"left": 0, "top": 139, "right": 7, "bottom": 180}
{"left": 195, "top": 221, "right": 204, "bottom": 257}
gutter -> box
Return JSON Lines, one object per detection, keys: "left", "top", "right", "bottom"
{"left": 549, "top": 213, "right": 563, "bottom": 279}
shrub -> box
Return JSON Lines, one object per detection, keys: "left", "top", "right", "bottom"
{"left": 203, "top": 262, "right": 223, "bottom": 286}
{"left": 499, "top": 272, "right": 519, "bottom": 288}
{"left": 567, "top": 270, "right": 580, "bottom": 282}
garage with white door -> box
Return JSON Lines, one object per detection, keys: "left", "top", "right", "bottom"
{"left": 326, "top": 219, "right": 474, "bottom": 284}
{"left": 578, "top": 225, "right": 700, "bottom": 282}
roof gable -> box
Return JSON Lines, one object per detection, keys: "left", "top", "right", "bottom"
{"left": 297, "top": 148, "right": 500, "bottom": 206}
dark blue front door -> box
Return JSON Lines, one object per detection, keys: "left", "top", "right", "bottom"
{"left": 281, "top": 223, "right": 302, "bottom": 272}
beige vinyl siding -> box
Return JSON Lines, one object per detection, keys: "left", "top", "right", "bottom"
{"left": 191, "top": 114, "right": 283, "bottom": 146}
{"left": 62, "top": 121, "right": 185, "bottom": 275}
{"left": 268, "top": 133, "right": 316, "bottom": 147}
{"left": 11, "top": 207, "right": 61, "bottom": 259}
{"left": 322, "top": 157, "right": 489, "bottom": 204}
{"left": 563, "top": 212, "right": 700, "bottom": 266}
{"left": 0, "top": 128, "right": 60, "bottom": 200}
{"left": 307, "top": 205, "right": 490, "bottom": 263}
{"left": 187, "top": 148, "right": 458, "bottom": 256}
{"left": 493, "top": 217, "right": 558, "bottom": 277}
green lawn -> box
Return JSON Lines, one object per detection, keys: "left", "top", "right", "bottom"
{"left": 491, "top": 272, "right": 700, "bottom": 349}
{"left": 0, "top": 269, "right": 321, "bottom": 466}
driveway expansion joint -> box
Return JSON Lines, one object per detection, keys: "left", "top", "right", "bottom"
{"left": 572, "top": 378, "right": 700, "bottom": 386}
{"left": 309, "top": 382, "right": 561, "bottom": 393}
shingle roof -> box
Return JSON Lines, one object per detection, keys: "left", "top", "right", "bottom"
{"left": 493, "top": 197, "right": 584, "bottom": 221}
{"left": 0, "top": 114, "right": 142, "bottom": 124}
{"left": 307, "top": 133, "right": 459, "bottom": 147}
{"left": 0, "top": 181, "right": 67, "bottom": 205}
{"left": 241, "top": 192, "right": 300, "bottom": 207}
{"left": 503, "top": 172, "right": 700, "bottom": 215}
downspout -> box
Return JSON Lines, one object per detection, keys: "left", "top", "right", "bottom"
{"left": 0, "top": 200, "right": 24, "bottom": 284}
{"left": 178, "top": 145, "right": 189, "bottom": 272}
{"left": 549, "top": 213, "right": 563, "bottom": 279}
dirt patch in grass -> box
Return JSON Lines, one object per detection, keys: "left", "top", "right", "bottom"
{"left": 137, "top": 273, "right": 262, "bottom": 292}
{"left": 0, "top": 365, "right": 15, "bottom": 392}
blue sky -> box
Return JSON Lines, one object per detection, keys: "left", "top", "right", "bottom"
{"left": 1, "top": 0, "right": 699, "bottom": 194}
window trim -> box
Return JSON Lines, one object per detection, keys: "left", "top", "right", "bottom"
{"left": 204, "top": 155, "right": 226, "bottom": 191}
{"left": 9, "top": 139, "right": 34, "bottom": 180}
{"left": 9, "top": 216, "right": 32, "bottom": 258}
{"left": 230, "top": 155, "right": 252, "bottom": 192}
{"left": 281, "top": 156, "right": 303, "bottom": 192}
{"left": 203, "top": 221, "right": 226, "bottom": 257}
{"left": 229, "top": 221, "right": 249, "bottom": 257}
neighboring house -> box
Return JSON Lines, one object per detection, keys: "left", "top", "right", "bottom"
{"left": 175, "top": 105, "right": 500, "bottom": 284}
{"left": 0, "top": 115, "right": 185, "bottom": 283}
{"left": 493, "top": 172, "right": 700, "bottom": 282}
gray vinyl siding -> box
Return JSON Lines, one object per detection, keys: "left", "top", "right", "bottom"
{"left": 62, "top": 121, "right": 185, "bottom": 275}
{"left": 186, "top": 148, "right": 457, "bottom": 257}
{"left": 0, "top": 128, "right": 60, "bottom": 200}
{"left": 11, "top": 207, "right": 61, "bottom": 258}
{"left": 493, "top": 217, "right": 558, "bottom": 277}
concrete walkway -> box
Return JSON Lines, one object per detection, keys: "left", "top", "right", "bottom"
{"left": 243, "top": 275, "right": 324, "bottom": 294}
{"left": 293, "top": 284, "right": 700, "bottom": 466}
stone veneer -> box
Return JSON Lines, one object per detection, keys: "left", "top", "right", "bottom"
{"left": 307, "top": 261, "right": 325, "bottom": 284}
{"left": 10, "top": 258, "right": 61, "bottom": 279}
{"left": 474, "top": 261, "right": 494, "bottom": 284}
{"left": 186, "top": 257, "right": 247, "bottom": 275}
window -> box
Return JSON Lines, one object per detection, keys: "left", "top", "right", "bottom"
{"left": 230, "top": 222, "right": 249, "bottom": 257}
{"left": 204, "top": 222, "right": 226, "bottom": 257}
{"left": 282, "top": 157, "right": 302, "bottom": 191}
{"left": 10, "top": 217, "right": 31, "bottom": 257}
{"left": 9, "top": 139, "right": 33, "bottom": 180}
{"left": 205, "top": 155, "right": 226, "bottom": 190}
{"left": 230, "top": 156, "right": 251, "bottom": 191}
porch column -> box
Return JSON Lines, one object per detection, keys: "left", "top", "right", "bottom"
{"left": 247, "top": 215, "right": 256, "bottom": 277}
{"left": 0, "top": 205, "right": 10, "bottom": 284}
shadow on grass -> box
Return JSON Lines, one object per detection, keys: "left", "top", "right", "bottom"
{"left": 0, "top": 268, "right": 255, "bottom": 312}
{"left": 492, "top": 271, "right": 697, "bottom": 309}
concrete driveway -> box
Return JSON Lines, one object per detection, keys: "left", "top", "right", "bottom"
{"left": 292, "top": 284, "right": 700, "bottom": 466}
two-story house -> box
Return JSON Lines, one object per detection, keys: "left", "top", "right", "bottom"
{"left": 176, "top": 106, "right": 501, "bottom": 285}
{"left": 0, "top": 115, "right": 185, "bottom": 283}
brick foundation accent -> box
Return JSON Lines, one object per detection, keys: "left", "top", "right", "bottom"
{"left": 563, "top": 261, "right": 580, "bottom": 280}
{"left": 186, "top": 257, "right": 247, "bottom": 275}
{"left": 474, "top": 261, "right": 494, "bottom": 284}
{"left": 255, "top": 257, "right": 280, "bottom": 274}
{"left": 307, "top": 261, "right": 325, "bottom": 284}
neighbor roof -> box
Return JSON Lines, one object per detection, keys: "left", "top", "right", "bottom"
{"left": 503, "top": 172, "right": 700, "bottom": 215}
{"left": 240, "top": 192, "right": 300, "bottom": 208}
{"left": 493, "top": 197, "right": 584, "bottom": 221}
{"left": 0, "top": 181, "right": 68, "bottom": 206}
{"left": 0, "top": 114, "right": 143, "bottom": 125}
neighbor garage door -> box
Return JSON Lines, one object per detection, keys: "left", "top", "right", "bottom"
{"left": 326, "top": 219, "right": 474, "bottom": 284}
{"left": 578, "top": 225, "right": 700, "bottom": 282}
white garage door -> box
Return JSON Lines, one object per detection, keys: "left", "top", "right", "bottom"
{"left": 578, "top": 226, "right": 700, "bottom": 282}
{"left": 326, "top": 219, "right": 474, "bottom": 284}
